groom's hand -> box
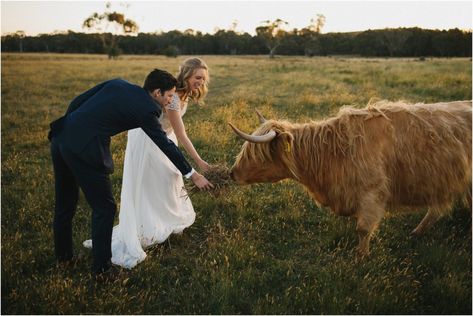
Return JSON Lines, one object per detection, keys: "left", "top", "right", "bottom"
{"left": 191, "top": 171, "right": 214, "bottom": 191}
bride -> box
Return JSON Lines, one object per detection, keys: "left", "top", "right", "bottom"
{"left": 84, "top": 57, "right": 212, "bottom": 268}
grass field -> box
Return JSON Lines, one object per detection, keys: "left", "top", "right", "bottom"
{"left": 1, "top": 53, "right": 472, "bottom": 314}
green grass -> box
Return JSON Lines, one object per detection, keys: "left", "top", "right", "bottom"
{"left": 2, "top": 53, "right": 471, "bottom": 314}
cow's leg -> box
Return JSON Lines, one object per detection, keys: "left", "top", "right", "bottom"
{"left": 411, "top": 208, "right": 442, "bottom": 236}
{"left": 356, "top": 194, "right": 385, "bottom": 256}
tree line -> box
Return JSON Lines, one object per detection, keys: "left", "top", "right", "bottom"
{"left": 2, "top": 27, "right": 471, "bottom": 57}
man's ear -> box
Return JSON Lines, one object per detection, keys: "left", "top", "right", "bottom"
{"left": 153, "top": 89, "right": 161, "bottom": 97}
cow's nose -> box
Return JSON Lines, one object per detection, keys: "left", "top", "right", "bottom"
{"left": 229, "top": 170, "right": 235, "bottom": 181}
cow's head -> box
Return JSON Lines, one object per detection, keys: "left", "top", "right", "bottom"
{"left": 229, "top": 110, "right": 298, "bottom": 184}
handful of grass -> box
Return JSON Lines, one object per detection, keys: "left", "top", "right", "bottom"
{"left": 187, "top": 163, "right": 233, "bottom": 197}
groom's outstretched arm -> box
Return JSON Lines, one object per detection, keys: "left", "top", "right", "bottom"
{"left": 140, "top": 111, "right": 193, "bottom": 176}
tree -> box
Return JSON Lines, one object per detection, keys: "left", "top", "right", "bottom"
{"left": 82, "top": 2, "right": 138, "bottom": 59}
{"left": 382, "top": 28, "right": 409, "bottom": 56}
{"left": 309, "top": 14, "right": 326, "bottom": 34}
{"left": 256, "top": 19, "right": 288, "bottom": 58}
{"left": 2, "top": 25, "right": 471, "bottom": 57}
{"left": 229, "top": 20, "right": 239, "bottom": 33}
{"left": 303, "top": 14, "right": 326, "bottom": 56}
{"left": 15, "top": 31, "right": 26, "bottom": 52}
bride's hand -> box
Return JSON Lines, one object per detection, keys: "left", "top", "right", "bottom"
{"left": 191, "top": 171, "right": 214, "bottom": 191}
{"left": 197, "top": 159, "right": 211, "bottom": 173}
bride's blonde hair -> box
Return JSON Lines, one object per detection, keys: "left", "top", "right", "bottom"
{"left": 176, "top": 57, "right": 209, "bottom": 103}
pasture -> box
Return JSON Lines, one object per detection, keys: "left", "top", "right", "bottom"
{"left": 2, "top": 53, "right": 471, "bottom": 314}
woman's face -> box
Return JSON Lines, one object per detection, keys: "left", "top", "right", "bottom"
{"left": 187, "top": 68, "right": 207, "bottom": 92}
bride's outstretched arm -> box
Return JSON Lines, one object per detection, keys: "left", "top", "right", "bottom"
{"left": 167, "top": 109, "right": 210, "bottom": 172}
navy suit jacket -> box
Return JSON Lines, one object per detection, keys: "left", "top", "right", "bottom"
{"left": 49, "top": 79, "right": 192, "bottom": 175}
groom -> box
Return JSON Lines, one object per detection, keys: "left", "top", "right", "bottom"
{"left": 48, "top": 69, "right": 212, "bottom": 276}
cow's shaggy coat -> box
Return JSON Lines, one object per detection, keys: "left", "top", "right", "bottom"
{"left": 230, "top": 100, "right": 472, "bottom": 254}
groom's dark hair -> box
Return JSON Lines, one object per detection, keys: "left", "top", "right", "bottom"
{"left": 143, "top": 69, "right": 178, "bottom": 94}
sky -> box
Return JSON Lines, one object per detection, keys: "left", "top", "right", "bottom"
{"left": 1, "top": 1, "right": 472, "bottom": 36}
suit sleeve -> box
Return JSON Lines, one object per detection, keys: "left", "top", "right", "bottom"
{"left": 140, "top": 111, "right": 193, "bottom": 176}
{"left": 65, "top": 80, "right": 109, "bottom": 115}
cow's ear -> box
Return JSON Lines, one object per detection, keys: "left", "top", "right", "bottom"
{"left": 276, "top": 131, "right": 294, "bottom": 154}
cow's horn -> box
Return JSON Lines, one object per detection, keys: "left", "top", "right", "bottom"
{"left": 228, "top": 122, "right": 276, "bottom": 143}
{"left": 255, "top": 109, "right": 266, "bottom": 124}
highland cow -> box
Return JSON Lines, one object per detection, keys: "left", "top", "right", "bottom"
{"left": 229, "top": 101, "right": 472, "bottom": 255}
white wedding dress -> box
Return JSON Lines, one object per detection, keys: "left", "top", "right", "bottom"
{"left": 83, "top": 94, "right": 195, "bottom": 268}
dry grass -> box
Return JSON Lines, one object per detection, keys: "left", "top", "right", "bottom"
{"left": 1, "top": 53, "right": 471, "bottom": 314}
{"left": 187, "top": 163, "right": 233, "bottom": 197}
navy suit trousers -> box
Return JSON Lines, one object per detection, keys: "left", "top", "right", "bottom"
{"left": 51, "top": 138, "right": 116, "bottom": 273}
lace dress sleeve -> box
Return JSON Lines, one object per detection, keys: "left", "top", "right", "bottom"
{"left": 165, "top": 94, "right": 181, "bottom": 112}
